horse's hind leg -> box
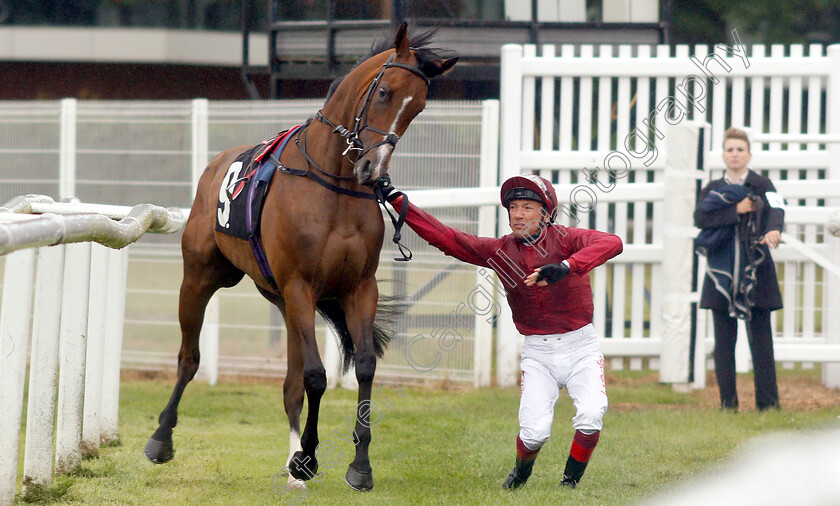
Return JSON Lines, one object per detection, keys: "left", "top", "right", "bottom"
{"left": 341, "top": 277, "right": 380, "bottom": 491}
{"left": 145, "top": 241, "right": 244, "bottom": 463}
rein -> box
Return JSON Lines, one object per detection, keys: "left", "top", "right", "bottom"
{"left": 373, "top": 184, "right": 413, "bottom": 262}
{"left": 268, "top": 152, "right": 377, "bottom": 200}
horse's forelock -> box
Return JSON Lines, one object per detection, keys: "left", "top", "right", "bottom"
{"left": 324, "top": 49, "right": 389, "bottom": 104}
{"left": 323, "top": 26, "right": 455, "bottom": 104}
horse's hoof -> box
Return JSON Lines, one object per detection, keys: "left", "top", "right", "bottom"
{"left": 345, "top": 465, "right": 374, "bottom": 491}
{"left": 288, "top": 450, "right": 318, "bottom": 481}
{"left": 286, "top": 477, "right": 307, "bottom": 491}
{"left": 271, "top": 470, "right": 307, "bottom": 494}
{"left": 144, "top": 437, "right": 174, "bottom": 464}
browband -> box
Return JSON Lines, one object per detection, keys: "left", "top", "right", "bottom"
{"left": 384, "top": 61, "right": 430, "bottom": 86}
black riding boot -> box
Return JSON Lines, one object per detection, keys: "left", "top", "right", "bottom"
{"left": 560, "top": 454, "right": 588, "bottom": 489}
{"left": 502, "top": 456, "right": 536, "bottom": 490}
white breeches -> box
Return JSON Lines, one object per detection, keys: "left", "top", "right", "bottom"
{"left": 518, "top": 323, "right": 608, "bottom": 450}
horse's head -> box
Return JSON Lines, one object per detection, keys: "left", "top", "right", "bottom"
{"left": 333, "top": 23, "right": 457, "bottom": 186}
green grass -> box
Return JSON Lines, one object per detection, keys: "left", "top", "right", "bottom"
{"left": 13, "top": 370, "right": 840, "bottom": 505}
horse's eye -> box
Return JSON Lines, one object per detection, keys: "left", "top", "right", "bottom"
{"left": 378, "top": 87, "right": 387, "bottom": 99}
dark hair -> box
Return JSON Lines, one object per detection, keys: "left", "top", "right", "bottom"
{"left": 325, "top": 26, "right": 455, "bottom": 103}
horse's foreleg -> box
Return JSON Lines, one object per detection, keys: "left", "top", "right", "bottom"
{"left": 252, "top": 288, "right": 307, "bottom": 489}
{"left": 283, "top": 282, "right": 325, "bottom": 482}
{"left": 281, "top": 305, "right": 307, "bottom": 487}
{"left": 145, "top": 248, "right": 243, "bottom": 464}
{"left": 342, "top": 278, "right": 379, "bottom": 491}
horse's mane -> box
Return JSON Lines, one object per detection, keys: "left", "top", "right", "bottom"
{"left": 324, "top": 26, "right": 454, "bottom": 103}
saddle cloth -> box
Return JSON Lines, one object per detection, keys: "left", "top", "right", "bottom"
{"left": 215, "top": 126, "right": 300, "bottom": 240}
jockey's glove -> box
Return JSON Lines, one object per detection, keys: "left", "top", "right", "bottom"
{"left": 535, "top": 261, "right": 570, "bottom": 284}
{"left": 377, "top": 174, "right": 403, "bottom": 203}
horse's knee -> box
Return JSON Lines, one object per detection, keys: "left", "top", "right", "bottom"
{"left": 177, "top": 350, "right": 200, "bottom": 381}
{"left": 354, "top": 351, "right": 376, "bottom": 384}
{"left": 283, "top": 378, "right": 303, "bottom": 399}
{"left": 303, "top": 366, "right": 327, "bottom": 397}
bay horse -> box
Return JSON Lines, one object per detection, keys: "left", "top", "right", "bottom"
{"left": 144, "top": 23, "right": 456, "bottom": 492}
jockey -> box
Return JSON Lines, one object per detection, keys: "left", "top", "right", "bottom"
{"left": 377, "top": 174, "right": 622, "bottom": 490}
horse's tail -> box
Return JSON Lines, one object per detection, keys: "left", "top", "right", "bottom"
{"left": 316, "top": 294, "right": 406, "bottom": 375}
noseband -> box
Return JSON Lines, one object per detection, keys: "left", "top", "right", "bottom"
{"left": 314, "top": 52, "right": 430, "bottom": 167}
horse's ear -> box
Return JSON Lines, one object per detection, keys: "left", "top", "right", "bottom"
{"left": 437, "top": 57, "right": 458, "bottom": 76}
{"left": 394, "top": 21, "right": 410, "bottom": 59}
{"left": 423, "top": 56, "right": 459, "bottom": 79}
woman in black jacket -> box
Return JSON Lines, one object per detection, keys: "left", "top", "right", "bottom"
{"left": 694, "top": 127, "right": 785, "bottom": 411}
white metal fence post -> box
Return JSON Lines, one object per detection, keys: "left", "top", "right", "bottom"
{"left": 735, "top": 320, "right": 751, "bottom": 373}
{"left": 0, "top": 249, "right": 36, "bottom": 505}
{"left": 82, "top": 243, "right": 110, "bottom": 457}
{"left": 659, "top": 122, "right": 701, "bottom": 388}
{"left": 22, "top": 246, "right": 65, "bottom": 491}
{"left": 191, "top": 98, "right": 209, "bottom": 198}
{"left": 199, "top": 295, "right": 220, "bottom": 386}
{"left": 691, "top": 124, "right": 714, "bottom": 390}
{"left": 496, "top": 44, "right": 524, "bottom": 387}
{"left": 324, "top": 325, "right": 341, "bottom": 389}
{"left": 474, "top": 99, "right": 500, "bottom": 388}
{"left": 191, "top": 98, "right": 219, "bottom": 386}
{"left": 59, "top": 98, "right": 77, "bottom": 200}
{"left": 101, "top": 247, "right": 129, "bottom": 444}
{"left": 824, "top": 44, "right": 840, "bottom": 387}
{"left": 0, "top": 197, "right": 186, "bottom": 495}
{"left": 55, "top": 242, "right": 92, "bottom": 474}
{"left": 340, "top": 358, "right": 359, "bottom": 390}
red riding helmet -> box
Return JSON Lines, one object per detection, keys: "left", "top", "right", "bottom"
{"left": 500, "top": 174, "right": 558, "bottom": 223}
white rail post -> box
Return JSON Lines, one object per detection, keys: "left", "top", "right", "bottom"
{"left": 659, "top": 122, "right": 701, "bottom": 389}
{"left": 824, "top": 44, "right": 840, "bottom": 388}
{"left": 340, "top": 349, "right": 359, "bottom": 390}
{"left": 55, "top": 242, "right": 92, "bottom": 474}
{"left": 474, "top": 99, "right": 500, "bottom": 388}
{"left": 324, "top": 324, "right": 357, "bottom": 390}
{"left": 735, "top": 320, "right": 751, "bottom": 373}
{"left": 191, "top": 98, "right": 209, "bottom": 197}
{"left": 59, "top": 98, "right": 77, "bottom": 200}
{"left": 82, "top": 244, "right": 110, "bottom": 457}
{"left": 692, "top": 124, "right": 713, "bottom": 390}
{"left": 191, "top": 98, "right": 219, "bottom": 386}
{"left": 324, "top": 325, "right": 341, "bottom": 389}
{"left": 0, "top": 249, "right": 36, "bottom": 505}
{"left": 101, "top": 247, "right": 129, "bottom": 444}
{"left": 496, "top": 44, "right": 524, "bottom": 387}
{"left": 198, "top": 295, "right": 220, "bottom": 386}
{"left": 22, "top": 246, "right": 65, "bottom": 492}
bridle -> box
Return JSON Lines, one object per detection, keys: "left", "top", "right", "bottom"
{"left": 297, "top": 51, "right": 431, "bottom": 183}
{"left": 284, "top": 51, "right": 428, "bottom": 262}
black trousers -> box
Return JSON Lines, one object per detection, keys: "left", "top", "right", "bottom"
{"left": 711, "top": 308, "right": 780, "bottom": 410}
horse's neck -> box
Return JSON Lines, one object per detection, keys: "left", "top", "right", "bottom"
{"left": 307, "top": 101, "right": 359, "bottom": 179}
